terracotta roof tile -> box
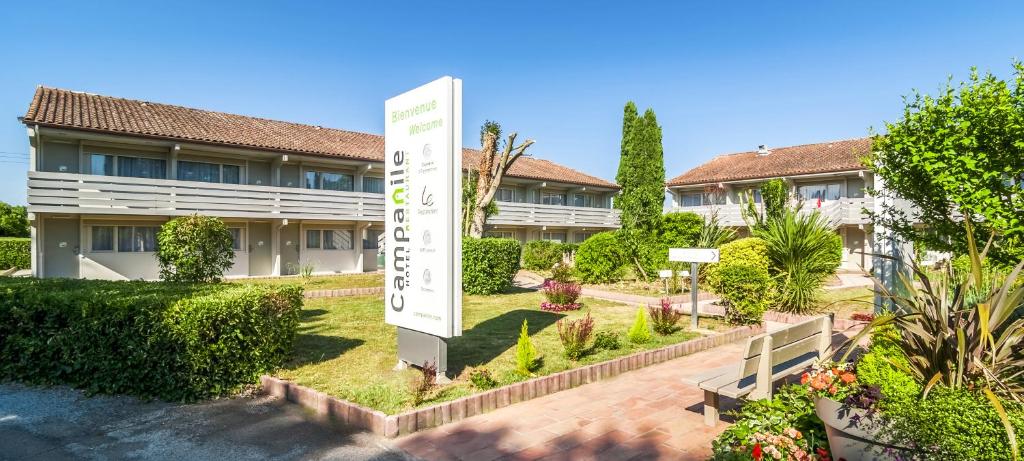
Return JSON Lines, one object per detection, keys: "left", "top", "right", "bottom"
{"left": 666, "top": 138, "right": 871, "bottom": 187}
{"left": 23, "top": 86, "right": 618, "bottom": 189}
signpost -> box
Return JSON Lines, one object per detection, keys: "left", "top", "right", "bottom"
{"left": 668, "top": 247, "right": 720, "bottom": 329}
{"left": 384, "top": 76, "right": 463, "bottom": 381}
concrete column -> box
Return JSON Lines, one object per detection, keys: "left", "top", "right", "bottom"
{"left": 30, "top": 217, "right": 40, "bottom": 278}
{"left": 872, "top": 176, "right": 912, "bottom": 312}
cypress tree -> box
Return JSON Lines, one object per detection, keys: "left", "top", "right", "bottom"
{"left": 614, "top": 102, "right": 666, "bottom": 280}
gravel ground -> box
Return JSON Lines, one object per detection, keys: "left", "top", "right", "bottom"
{"left": 0, "top": 383, "right": 412, "bottom": 461}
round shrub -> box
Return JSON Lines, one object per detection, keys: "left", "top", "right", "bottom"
{"left": 704, "top": 237, "right": 771, "bottom": 290}
{"left": 156, "top": 215, "right": 235, "bottom": 283}
{"left": 716, "top": 263, "right": 773, "bottom": 324}
{"left": 575, "top": 232, "right": 628, "bottom": 283}
{"left": 463, "top": 237, "right": 521, "bottom": 295}
{"left": 522, "top": 240, "right": 564, "bottom": 270}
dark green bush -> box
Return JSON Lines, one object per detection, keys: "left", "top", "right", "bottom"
{"left": 658, "top": 212, "right": 704, "bottom": 248}
{"left": 575, "top": 232, "right": 628, "bottom": 283}
{"left": 0, "top": 237, "right": 30, "bottom": 269}
{"left": 463, "top": 237, "right": 521, "bottom": 295}
{"left": 522, "top": 240, "right": 565, "bottom": 270}
{"left": 0, "top": 278, "right": 302, "bottom": 401}
{"left": 593, "top": 330, "right": 621, "bottom": 350}
{"left": 883, "top": 386, "right": 1024, "bottom": 460}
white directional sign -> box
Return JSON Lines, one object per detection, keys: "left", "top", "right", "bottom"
{"left": 669, "top": 248, "right": 720, "bottom": 264}
{"left": 384, "top": 76, "right": 463, "bottom": 338}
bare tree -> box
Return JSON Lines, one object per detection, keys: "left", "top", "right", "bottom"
{"left": 467, "top": 122, "right": 534, "bottom": 238}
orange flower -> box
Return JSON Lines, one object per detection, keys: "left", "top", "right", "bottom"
{"left": 840, "top": 372, "right": 856, "bottom": 384}
{"left": 800, "top": 372, "right": 810, "bottom": 385}
{"left": 828, "top": 385, "right": 838, "bottom": 395}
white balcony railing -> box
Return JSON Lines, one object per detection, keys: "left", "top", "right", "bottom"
{"left": 668, "top": 197, "right": 874, "bottom": 227}
{"left": 490, "top": 201, "right": 621, "bottom": 228}
{"left": 27, "top": 171, "right": 623, "bottom": 228}
{"left": 26, "top": 171, "right": 385, "bottom": 221}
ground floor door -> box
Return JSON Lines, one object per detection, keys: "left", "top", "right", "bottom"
{"left": 249, "top": 222, "right": 273, "bottom": 276}
{"left": 42, "top": 217, "right": 80, "bottom": 278}
{"left": 843, "top": 227, "right": 866, "bottom": 271}
{"left": 279, "top": 224, "right": 300, "bottom": 275}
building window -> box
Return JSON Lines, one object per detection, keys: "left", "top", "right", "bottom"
{"left": 177, "top": 161, "right": 242, "bottom": 184}
{"left": 798, "top": 183, "right": 841, "bottom": 201}
{"left": 740, "top": 188, "right": 763, "bottom": 204}
{"left": 228, "top": 228, "right": 244, "bottom": 251}
{"left": 322, "top": 230, "right": 353, "bottom": 250}
{"left": 91, "top": 226, "right": 114, "bottom": 252}
{"left": 541, "top": 192, "right": 567, "bottom": 206}
{"left": 679, "top": 192, "right": 706, "bottom": 207}
{"left": 305, "top": 171, "right": 354, "bottom": 191}
{"left": 363, "top": 177, "right": 385, "bottom": 194}
{"left": 574, "top": 232, "right": 595, "bottom": 243}
{"left": 364, "top": 229, "right": 384, "bottom": 249}
{"left": 541, "top": 232, "right": 567, "bottom": 243}
{"left": 307, "top": 229, "right": 353, "bottom": 250}
{"left": 89, "top": 153, "right": 166, "bottom": 179}
{"left": 306, "top": 230, "right": 321, "bottom": 249}
{"left": 573, "top": 193, "right": 598, "bottom": 208}
{"left": 496, "top": 187, "right": 517, "bottom": 202}
{"left": 484, "top": 231, "right": 515, "bottom": 239}
{"left": 117, "top": 226, "right": 159, "bottom": 252}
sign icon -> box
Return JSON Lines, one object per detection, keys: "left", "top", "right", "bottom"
{"left": 421, "top": 186, "right": 435, "bottom": 207}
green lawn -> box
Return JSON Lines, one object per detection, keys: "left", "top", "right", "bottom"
{"left": 232, "top": 272, "right": 383, "bottom": 290}
{"left": 278, "top": 289, "right": 729, "bottom": 414}
{"left": 817, "top": 286, "right": 874, "bottom": 319}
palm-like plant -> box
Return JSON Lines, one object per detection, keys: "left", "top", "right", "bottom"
{"left": 753, "top": 208, "right": 841, "bottom": 313}
{"left": 843, "top": 221, "right": 1024, "bottom": 457}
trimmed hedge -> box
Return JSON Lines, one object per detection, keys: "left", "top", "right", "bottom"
{"left": 463, "top": 237, "right": 521, "bottom": 295}
{"left": 522, "top": 240, "right": 565, "bottom": 270}
{"left": 0, "top": 279, "right": 302, "bottom": 401}
{"left": 704, "top": 237, "right": 771, "bottom": 290}
{"left": 706, "top": 238, "right": 774, "bottom": 324}
{"left": 575, "top": 231, "right": 627, "bottom": 283}
{"left": 0, "top": 237, "right": 29, "bottom": 270}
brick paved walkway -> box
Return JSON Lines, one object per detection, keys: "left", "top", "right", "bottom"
{"left": 394, "top": 341, "right": 748, "bottom": 460}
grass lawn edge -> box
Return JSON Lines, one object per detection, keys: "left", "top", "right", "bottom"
{"left": 264, "top": 323, "right": 764, "bottom": 438}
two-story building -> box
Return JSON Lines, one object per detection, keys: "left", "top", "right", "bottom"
{"left": 665, "top": 138, "right": 874, "bottom": 271}
{"left": 20, "top": 86, "right": 619, "bottom": 280}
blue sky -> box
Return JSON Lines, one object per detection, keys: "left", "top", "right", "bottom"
{"left": 0, "top": 1, "right": 1021, "bottom": 205}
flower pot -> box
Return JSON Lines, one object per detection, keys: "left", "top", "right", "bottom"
{"left": 813, "top": 397, "right": 914, "bottom": 461}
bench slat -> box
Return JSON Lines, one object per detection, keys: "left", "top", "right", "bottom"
{"left": 682, "top": 365, "right": 734, "bottom": 387}
{"left": 745, "top": 316, "right": 826, "bottom": 359}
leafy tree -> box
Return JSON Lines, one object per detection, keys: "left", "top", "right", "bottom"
{"left": 871, "top": 62, "right": 1024, "bottom": 264}
{"left": 466, "top": 121, "right": 534, "bottom": 238}
{"left": 658, "top": 212, "right": 704, "bottom": 248}
{"left": 741, "top": 178, "right": 789, "bottom": 231}
{"left": 0, "top": 202, "right": 29, "bottom": 238}
{"left": 156, "top": 215, "right": 235, "bottom": 282}
{"left": 615, "top": 102, "right": 666, "bottom": 280}
{"left": 461, "top": 170, "right": 496, "bottom": 235}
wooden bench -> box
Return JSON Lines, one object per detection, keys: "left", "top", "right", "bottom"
{"left": 684, "top": 315, "right": 833, "bottom": 426}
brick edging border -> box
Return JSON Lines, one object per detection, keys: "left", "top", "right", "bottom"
{"left": 262, "top": 324, "right": 764, "bottom": 438}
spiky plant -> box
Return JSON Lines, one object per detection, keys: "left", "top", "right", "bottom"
{"left": 843, "top": 221, "right": 1024, "bottom": 458}
{"left": 515, "top": 319, "right": 538, "bottom": 375}
{"left": 753, "top": 208, "right": 842, "bottom": 313}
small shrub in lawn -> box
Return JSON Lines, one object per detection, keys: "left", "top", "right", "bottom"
{"left": 0, "top": 237, "right": 29, "bottom": 270}
{"left": 515, "top": 319, "right": 538, "bottom": 375}
{"left": 156, "top": 215, "right": 236, "bottom": 282}
{"left": 593, "top": 330, "right": 622, "bottom": 350}
{"left": 550, "top": 261, "right": 575, "bottom": 283}
{"left": 467, "top": 367, "right": 497, "bottom": 390}
{"left": 648, "top": 298, "right": 684, "bottom": 335}
{"left": 540, "top": 279, "right": 582, "bottom": 311}
{"left": 627, "top": 307, "right": 651, "bottom": 344}
{"left": 411, "top": 361, "right": 437, "bottom": 406}
{"left": 463, "top": 237, "right": 521, "bottom": 295}
{"left": 557, "top": 313, "right": 595, "bottom": 360}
